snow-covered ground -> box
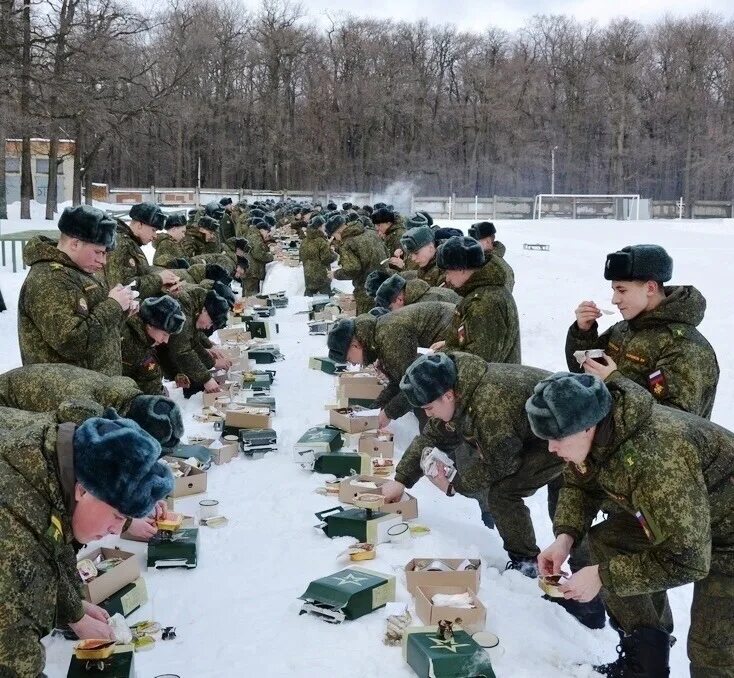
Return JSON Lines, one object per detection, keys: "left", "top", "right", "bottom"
{"left": 2, "top": 201, "right": 729, "bottom": 677}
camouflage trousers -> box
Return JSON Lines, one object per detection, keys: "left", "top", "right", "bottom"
{"left": 241, "top": 277, "right": 261, "bottom": 295}
{"left": 0, "top": 623, "right": 46, "bottom": 678}
{"left": 589, "top": 487, "right": 734, "bottom": 678}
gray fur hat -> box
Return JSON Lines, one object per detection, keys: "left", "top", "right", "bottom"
{"left": 126, "top": 395, "right": 184, "bottom": 448}
{"left": 375, "top": 274, "right": 407, "bottom": 308}
{"left": 308, "top": 215, "right": 326, "bottom": 229}
{"left": 400, "top": 353, "right": 457, "bottom": 407}
{"left": 139, "top": 295, "right": 185, "bottom": 334}
{"left": 604, "top": 245, "right": 673, "bottom": 283}
{"left": 400, "top": 226, "right": 435, "bottom": 254}
{"left": 327, "top": 318, "right": 355, "bottom": 362}
{"left": 405, "top": 213, "right": 429, "bottom": 230}
{"left": 437, "top": 236, "right": 485, "bottom": 270}
{"left": 364, "top": 270, "right": 392, "bottom": 298}
{"left": 58, "top": 205, "right": 117, "bottom": 250}
{"left": 525, "top": 372, "right": 613, "bottom": 440}
{"left": 326, "top": 214, "right": 346, "bottom": 236}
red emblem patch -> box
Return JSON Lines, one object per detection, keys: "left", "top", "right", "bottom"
{"left": 647, "top": 369, "right": 667, "bottom": 399}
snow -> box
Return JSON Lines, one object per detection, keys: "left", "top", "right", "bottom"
{"left": 1, "top": 200, "right": 730, "bottom": 677}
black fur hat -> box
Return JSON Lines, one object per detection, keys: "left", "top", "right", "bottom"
{"left": 204, "top": 290, "right": 230, "bottom": 329}
{"left": 213, "top": 280, "right": 236, "bottom": 309}
{"left": 436, "top": 236, "right": 485, "bottom": 270}
{"left": 364, "top": 270, "right": 392, "bottom": 298}
{"left": 468, "top": 221, "right": 496, "bottom": 240}
{"left": 164, "top": 212, "right": 187, "bottom": 229}
{"left": 58, "top": 205, "right": 117, "bottom": 250}
{"left": 219, "top": 197, "right": 233, "bottom": 206}
{"left": 205, "top": 263, "right": 232, "bottom": 285}
{"left": 326, "top": 202, "right": 337, "bottom": 211}
{"left": 198, "top": 215, "right": 220, "bottom": 232}
{"left": 434, "top": 227, "right": 464, "bottom": 244}
{"left": 326, "top": 214, "right": 346, "bottom": 236}
{"left": 342, "top": 202, "right": 353, "bottom": 211}
{"left": 234, "top": 237, "right": 251, "bottom": 253}
{"left": 400, "top": 352, "right": 457, "bottom": 407}
{"left": 375, "top": 274, "right": 407, "bottom": 308}
{"left": 129, "top": 202, "right": 164, "bottom": 228}
{"left": 204, "top": 201, "right": 225, "bottom": 220}
{"left": 308, "top": 215, "right": 326, "bottom": 229}
{"left": 139, "top": 294, "right": 185, "bottom": 334}
{"left": 371, "top": 207, "right": 395, "bottom": 225}
{"left": 327, "top": 318, "right": 355, "bottom": 362}
{"left": 604, "top": 245, "right": 673, "bottom": 283}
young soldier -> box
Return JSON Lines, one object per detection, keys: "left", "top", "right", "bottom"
{"left": 375, "top": 273, "right": 459, "bottom": 310}
{"left": 566, "top": 244, "right": 719, "bottom": 419}
{"left": 106, "top": 202, "right": 181, "bottom": 299}
{"left": 327, "top": 212, "right": 387, "bottom": 315}
{"left": 399, "top": 225, "right": 444, "bottom": 286}
{"left": 218, "top": 197, "right": 237, "bottom": 241}
{"left": 326, "top": 302, "right": 454, "bottom": 428}
{"left": 19, "top": 205, "right": 136, "bottom": 376}
{"left": 438, "top": 236, "right": 521, "bottom": 365}
{"left": 152, "top": 211, "right": 189, "bottom": 268}
{"left": 181, "top": 215, "right": 223, "bottom": 260}
{"left": 122, "top": 295, "right": 186, "bottom": 395}
{"left": 371, "top": 207, "right": 407, "bottom": 271}
{"left": 0, "top": 415, "right": 173, "bottom": 676}
{"left": 468, "top": 221, "right": 515, "bottom": 292}
{"left": 299, "top": 215, "right": 337, "bottom": 296}
{"left": 528, "top": 372, "right": 734, "bottom": 677}
{"left": 243, "top": 219, "right": 275, "bottom": 294}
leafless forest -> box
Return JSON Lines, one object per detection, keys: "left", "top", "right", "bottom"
{"left": 1, "top": 0, "right": 734, "bottom": 219}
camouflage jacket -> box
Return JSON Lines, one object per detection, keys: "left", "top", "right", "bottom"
{"left": 157, "top": 287, "right": 215, "bottom": 384}
{"left": 105, "top": 222, "right": 163, "bottom": 299}
{"left": 219, "top": 211, "right": 237, "bottom": 241}
{"left": 245, "top": 230, "right": 274, "bottom": 281}
{"left": 554, "top": 372, "right": 734, "bottom": 597}
{"left": 0, "top": 421, "right": 85, "bottom": 676}
{"left": 403, "top": 278, "right": 460, "bottom": 306}
{"left": 381, "top": 222, "right": 406, "bottom": 260}
{"left": 152, "top": 232, "right": 187, "bottom": 268}
{"left": 122, "top": 316, "right": 166, "bottom": 395}
{"left": 353, "top": 302, "right": 455, "bottom": 419}
{"left": 395, "top": 353, "right": 556, "bottom": 494}
{"left": 19, "top": 237, "right": 124, "bottom": 376}
{"left": 333, "top": 223, "right": 388, "bottom": 289}
{"left": 181, "top": 226, "right": 221, "bottom": 260}
{"left": 565, "top": 285, "right": 719, "bottom": 418}
{"left": 492, "top": 241, "right": 515, "bottom": 292}
{"left": 403, "top": 254, "right": 444, "bottom": 287}
{"left": 300, "top": 229, "right": 337, "bottom": 291}
{"left": 445, "top": 256, "right": 521, "bottom": 364}
{"left": 0, "top": 363, "right": 141, "bottom": 421}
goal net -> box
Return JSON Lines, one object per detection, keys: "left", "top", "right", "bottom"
{"left": 533, "top": 194, "right": 640, "bottom": 220}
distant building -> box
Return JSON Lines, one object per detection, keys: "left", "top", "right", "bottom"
{"left": 4, "top": 138, "right": 75, "bottom": 204}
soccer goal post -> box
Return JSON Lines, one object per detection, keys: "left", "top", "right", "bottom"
{"left": 533, "top": 194, "right": 641, "bottom": 220}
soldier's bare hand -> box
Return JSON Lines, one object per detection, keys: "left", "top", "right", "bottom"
{"left": 214, "top": 357, "right": 232, "bottom": 370}
{"left": 583, "top": 353, "right": 617, "bottom": 381}
{"left": 430, "top": 341, "right": 446, "bottom": 352}
{"left": 381, "top": 480, "right": 406, "bottom": 503}
{"left": 575, "top": 301, "right": 602, "bottom": 331}
{"left": 538, "top": 534, "right": 574, "bottom": 576}
{"left": 389, "top": 256, "right": 405, "bottom": 269}
{"left": 82, "top": 601, "right": 110, "bottom": 624}
{"left": 203, "top": 378, "right": 221, "bottom": 393}
{"left": 175, "top": 373, "right": 191, "bottom": 389}
{"left": 69, "top": 613, "right": 114, "bottom": 641}
{"left": 108, "top": 284, "right": 134, "bottom": 311}
{"left": 126, "top": 517, "right": 158, "bottom": 540}
{"left": 158, "top": 269, "right": 181, "bottom": 287}
{"left": 153, "top": 500, "right": 168, "bottom": 521}
{"left": 559, "top": 565, "right": 602, "bottom": 602}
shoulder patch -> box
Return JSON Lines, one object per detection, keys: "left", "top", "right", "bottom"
{"left": 648, "top": 369, "right": 668, "bottom": 399}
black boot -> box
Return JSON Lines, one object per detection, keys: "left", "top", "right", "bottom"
{"left": 546, "top": 593, "right": 606, "bottom": 629}
{"left": 594, "top": 627, "right": 670, "bottom": 677}
{"left": 504, "top": 556, "right": 539, "bottom": 578}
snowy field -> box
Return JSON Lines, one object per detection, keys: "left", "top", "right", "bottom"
{"left": 1, "top": 202, "right": 731, "bottom": 678}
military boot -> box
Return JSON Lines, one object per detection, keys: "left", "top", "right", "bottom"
{"left": 505, "top": 556, "right": 539, "bottom": 578}
{"left": 546, "top": 594, "right": 606, "bottom": 630}
{"left": 594, "top": 627, "right": 670, "bottom": 677}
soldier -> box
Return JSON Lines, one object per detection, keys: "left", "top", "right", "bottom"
{"left": 0, "top": 415, "right": 173, "bottom": 676}
{"left": 372, "top": 207, "right": 407, "bottom": 271}
{"left": 105, "top": 202, "right": 181, "bottom": 299}
{"left": 399, "top": 225, "right": 444, "bottom": 286}
{"left": 157, "top": 286, "right": 230, "bottom": 396}
{"left": 218, "top": 197, "right": 237, "bottom": 241}
{"left": 152, "top": 211, "right": 189, "bottom": 268}
{"left": 326, "top": 301, "right": 454, "bottom": 428}
{"left": 438, "top": 236, "right": 521, "bottom": 364}
{"left": 375, "top": 273, "right": 460, "bottom": 310}
{"left": 327, "top": 212, "right": 388, "bottom": 315}
{"left": 529, "top": 372, "right": 734, "bottom": 677}
{"left": 243, "top": 219, "right": 275, "bottom": 295}
{"left": 566, "top": 244, "right": 719, "bottom": 419}
{"left": 122, "top": 295, "right": 186, "bottom": 395}
{"left": 19, "top": 205, "right": 136, "bottom": 376}
{"left": 468, "top": 221, "right": 515, "bottom": 292}
{"left": 299, "top": 215, "right": 337, "bottom": 296}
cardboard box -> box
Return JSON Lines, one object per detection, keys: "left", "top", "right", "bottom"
{"left": 147, "top": 528, "right": 199, "bottom": 569}
{"left": 313, "top": 451, "right": 372, "bottom": 477}
{"left": 67, "top": 651, "right": 135, "bottom": 678}
{"left": 316, "top": 505, "right": 403, "bottom": 543}
{"left": 414, "top": 585, "right": 487, "bottom": 634}
{"left": 100, "top": 577, "right": 148, "bottom": 618}
{"left": 338, "top": 475, "right": 418, "bottom": 520}
{"left": 163, "top": 457, "right": 208, "bottom": 497}
{"left": 337, "top": 372, "right": 385, "bottom": 401}
{"left": 309, "top": 356, "right": 347, "bottom": 375}
{"left": 218, "top": 325, "right": 252, "bottom": 343}
{"left": 299, "top": 567, "right": 395, "bottom": 622}
{"left": 403, "top": 627, "right": 495, "bottom": 678}
{"left": 202, "top": 391, "right": 237, "bottom": 408}
{"left": 224, "top": 404, "right": 271, "bottom": 430}
{"left": 405, "top": 559, "right": 482, "bottom": 595}
{"left": 329, "top": 407, "right": 381, "bottom": 433}
{"left": 357, "top": 431, "right": 395, "bottom": 458}
{"left": 187, "top": 436, "right": 238, "bottom": 465}
{"left": 80, "top": 548, "right": 140, "bottom": 605}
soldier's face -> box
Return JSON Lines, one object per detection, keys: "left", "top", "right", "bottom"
{"left": 390, "top": 292, "right": 406, "bottom": 310}
{"left": 73, "top": 241, "right": 108, "bottom": 273}
{"left": 423, "top": 391, "right": 456, "bottom": 421}
{"left": 547, "top": 428, "right": 595, "bottom": 465}
{"left": 131, "top": 220, "right": 157, "bottom": 245}
{"left": 611, "top": 281, "right": 651, "bottom": 320}
{"left": 169, "top": 226, "right": 186, "bottom": 242}
{"left": 72, "top": 484, "right": 127, "bottom": 542}
{"left": 479, "top": 237, "right": 494, "bottom": 252}
{"left": 411, "top": 243, "right": 436, "bottom": 268}
{"left": 444, "top": 269, "right": 473, "bottom": 289}
{"left": 146, "top": 325, "right": 170, "bottom": 346}
{"left": 200, "top": 229, "right": 217, "bottom": 242}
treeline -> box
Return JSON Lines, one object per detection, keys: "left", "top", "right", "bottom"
{"left": 2, "top": 0, "right": 734, "bottom": 219}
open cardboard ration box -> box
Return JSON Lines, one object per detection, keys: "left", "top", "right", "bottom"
{"left": 329, "top": 406, "right": 381, "bottom": 433}
{"left": 186, "top": 435, "right": 239, "bottom": 465}
{"left": 414, "top": 585, "right": 487, "bottom": 634}
{"left": 218, "top": 324, "right": 252, "bottom": 344}
{"left": 78, "top": 547, "right": 141, "bottom": 606}
{"left": 162, "top": 456, "right": 208, "bottom": 497}
{"left": 336, "top": 372, "right": 385, "bottom": 406}
{"left": 405, "top": 558, "right": 482, "bottom": 596}
{"left": 338, "top": 475, "right": 418, "bottom": 520}
{"left": 223, "top": 404, "right": 272, "bottom": 430}
{"left": 355, "top": 431, "right": 395, "bottom": 458}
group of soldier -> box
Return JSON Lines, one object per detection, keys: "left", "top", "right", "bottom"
{"left": 0, "top": 192, "right": 730, "bottom": 678}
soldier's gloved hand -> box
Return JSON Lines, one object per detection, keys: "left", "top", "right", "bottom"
{"left": 538, "top": 534, "right": 574, "bottom": 576}
{"left": 69, "top": 612, "right": 114, "bottom": 641}
{"left": 203, "top": 378, "right": 221, "bottom": 394}
{"left": 108, "top": 284, "right": 135, "bottom": 311}
{"left": 158, "top": 269, "right": 181, "bottom": 287}
{"left": 125, "top": 517, "right": 158, "bottom": 541}
{"left": 381, "top": 480, "right": 406, "bottom": 503}
{"left": 574, "top": 300, "right": 602, "bottom": 331}
{"left": 583, "top": 353, "right": 617, "bottom": 381}
{"left": 559, "top": 565, "right": 602, "bottom": 603}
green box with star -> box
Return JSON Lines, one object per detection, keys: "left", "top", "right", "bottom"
{"left": 299, "top": 566, "right": 395, "bottom": 621}
{"left": 403, "top": 627, "right": 496, "bottom": 678}
{"left": 67, "top": 651, "right": 134, "bottom": 678}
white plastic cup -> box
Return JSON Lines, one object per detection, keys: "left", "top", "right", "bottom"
{"left": 199, "top": 499, "right": 219, "bottom": 520}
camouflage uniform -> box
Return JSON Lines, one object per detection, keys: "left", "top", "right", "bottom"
{"left": 565, "top": 285, "right": 719, "bottom": 419}
{"left": 444, "top": 255, "right": 521, "bottom": 364}
{"left": 121, "top": 316, "right": 166, "bottom": 395}
{"left": 104, "top": 222, "right": 163, "bottom": 299}
{"left": 19, "top": 236, "right": 124, "bottom": 376}
{"left": 152, "top": 232, "right": 187, "bottom": 268}
{"left": 243, "top": 230, "right": 274, "bottom": 295}
{"left": 353, "top": 302, "right": 455, "bottom": 420}
{"left": 403, "top": 254, "right": 444, "bottom": 287}
{"left": 0, "top": 363, "right": 142, "bottom": 423}
{"left": 553, "top": 373, "right": 734, "bottom": 677}
{"left": 219, "top": 210, "right": 237, "bottom": 242}
{"left": 181, "top": 226, "right": 221, "bottom": 260}
{"left": 333, "top": 223, "right": 388, "bottom": 315}
{"left": 381, "top": 222, "right": 406, "bottom": 261}
{"left": 299, "top": 228, "right": 337, "bottom": 296}
{"left": 157, "top": 287, "right": 215, "bottom": 387}
{"left": 402, "top": 278, "right": 460, "bottom": 306}
{"left": 0, "top": 421, "right": 86, "bottom": 676}
{"left": 492, "top": 241, "right": 515, "bottom": 292}
{"left": 395, "top": 353, "right": 563, "bottom": 560}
